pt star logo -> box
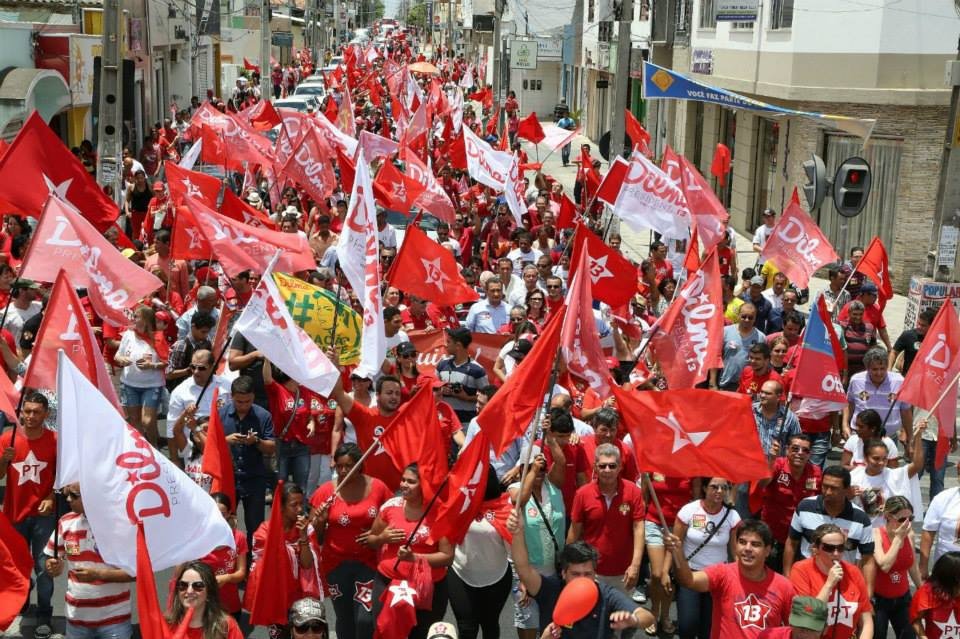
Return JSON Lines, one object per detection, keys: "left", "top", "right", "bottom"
{"left": 422, "top": 257, "right": 450, "bottom": 292}
{"left": 934, "top": 610, "right": 960, "bottom": 639}
{"left": 586, "top": 253, "right": 613, "bottom": 284}
{"left": 828, "top": 593, "right": 859, "bottom": 628}
{"left": 388, "top": 580, "right": 417, "bottom": 607}
{"left": 458, "top": 461, "right": 485, "bottom": 514}
{"left": 181, "top": 178, "right": 203, "bottom": 199}
{"left": 185, "top": 227, "right": 204, "bottom": 249}
{"left": 12, "top": 450, "right": 49, "bottom": 485}
{"left": 655, "top": 411, "right": 709, "bottom": 453}
{"left": 43, "top": 174, "right": 73, "bottom": 200}
{"left": 734, "top": 593, "right": 773, "bottom": 630}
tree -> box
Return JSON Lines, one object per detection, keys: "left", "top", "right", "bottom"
{"left": 407, "top": 1, "right": 426, "bottom": 28}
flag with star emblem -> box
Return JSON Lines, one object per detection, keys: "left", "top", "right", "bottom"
{"left": 220, "top": 189, "right": 277, "bottom": 230}
{"left": 562, "top": 246, "right": 613, "bottom": 397}
{"left": 171, "top": 204, "right": 213, "bottom": 260}
{"left": 611, "top": 387, "right": 770, "bottom": 482}
{"left": 647, "top": 249, "right": 724, "bottom": 389}
{"left": 568, "top": 222, "right": 637, "bottom": 308}
{"left": 373, "top": 160, "right": 425, "bottom": 212}
{"left": 164, "top": 162, "right": 222, "bottom": 207}
{"left": 386, "top": 223, "right": 479, "bottom": 306}
{"left": 0, "top": 111, "right": 118, "bottom": 230}
{"left": 374, "top": 578, "right": 418, "bottom": 639}
{"left": 430, "top": 430, "right": 492, "bottom": 544}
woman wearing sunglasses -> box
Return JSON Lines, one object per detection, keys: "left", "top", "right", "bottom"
{"left": 167, "top": 561, "right": 243, "bottom": 639}
{"left": 873, "top": 497, "right": 921, "bottom": 639}
{"left": 788, "top": 524, "right": 874, "bottom": 639}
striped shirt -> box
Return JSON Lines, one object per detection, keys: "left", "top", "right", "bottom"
{"left": 44, "top": 512, "right": 131, "bottom": 627}
{"left": 788, "top": 495, "right": 875, "bottom": 563}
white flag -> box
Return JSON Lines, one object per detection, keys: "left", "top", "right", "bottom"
{"left": 235, "top": 255, "right": 341, "bottom": 396}
{"left": 503, "top": 153, "right": 527, "bottom": 226}
{"left": 56, "top": 351, "right": 233, "bottom": 575}
{"left": 612, "top": 149, "right": 692, "bottom": 239}
{"left": 334, "top": 153, "right": 386, "bottom": 378}
{"left": 463, "top": 126, "right": 513, "bottom": 190}
{"left": 179, "top": 139, "right": 203, "bottom": 170}
{"left": 539, "top": 124, "right": 581, "bottom": 152}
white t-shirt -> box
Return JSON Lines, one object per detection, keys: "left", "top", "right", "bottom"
{"left": 506, "top": 247, "right": 544, "bottom": 275}
{"left": 1, "top": 300, "right": 42, "bottom": 344}
{"left": 922, "top": 487, "right": 960, "bottom": 564}
{"left": 676, "top": 500, "right": 742, "bottom": 571}
{"left": 378, "top": 224, "right": 397, "bottom": 248}
{"left": 843, "top": 434, "right": 900, "bottom": 468}
{"left": 850, "top": 465, "right": 922, "bottom": 529}
{"left": 453, "top": 517, "right": 510, "bottom": 587}
{"left": 117, "top": 330, "right": 164, "bottom": 388}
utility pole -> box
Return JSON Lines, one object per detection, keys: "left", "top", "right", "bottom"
{"left": 95, "top": 0, "right": 123, "bottom": 205}
{"left": 931, "top": 36, "right": 960, "bottom": 281}
{"left": 608, "top": 0, "right": 633, "bottom": 161}
{"left": 491, "top": 0, "right": 502, "bottom": 109}
{"left": 261, "top": 0, "right": 271, "bottom": 99}
{"left": 447, "top": 0, "right": 454, "bottom": 58}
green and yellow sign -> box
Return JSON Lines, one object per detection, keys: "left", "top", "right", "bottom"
{"left": 272, "top": 272, "right": 362, "bottom": 365}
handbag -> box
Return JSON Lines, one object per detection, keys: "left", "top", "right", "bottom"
{"left": 532, "top": 494, "right": 563, "bottom": 575}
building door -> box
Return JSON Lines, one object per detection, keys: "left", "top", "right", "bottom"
{"left": 751, "top": 118, "right": 779, "bottom": 229}
{"left": 718, "top": 107, "right": 736, "bottom": 208}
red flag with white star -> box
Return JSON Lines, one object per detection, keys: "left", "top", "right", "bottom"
{"left": 385, "top": 224, "right": 479, "bottom": 306}
{"left": 854, "top": 236, "right": 894, "bottom": 310}
{"left": 568, "top": 222, "right": 637, "bottom": 308}
{"left": 430, "top": 431, "right": 492, "bottom": 545}
{"left": 374, "top": 578, "right": 419, "bottom": 639}
{"left": 164, "top": 162, "right": 222, "bottom": 207}
{"left": 373, "top": 160, "right": 426, "bottom": 212}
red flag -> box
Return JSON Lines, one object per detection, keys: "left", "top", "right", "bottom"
{"left": 648, "top": 250, "right": 724, "bottom": 389}
{"left": 21, "top": 197, "right": 163, "bottom": 326}
{"left": 790, "top": 187, "right": 801, "bottom": 206}
{"left": 0, "top": 512, "right": 30, "bottom": 631}
{"left": 200, "top": 125, "right": 226, "bottom": 166}
{"left": 595, "top": 156, "right": 629, "bottom": 206}
{"left": 854, "top": 237, "right": 894, "bottom": 309}
{"left": 23, "top": 271, "right": 121, "bottom": 409}
{"left": 185, "top": 197, "right": 315, "bottom": 276}
{"left": 476, "top": 310, "right": 563, "bottom": 455}
{"left": 380, "top": 385, "right": 449, "bottom": 502}
{"left": 678, "top": 155, "right": 730, "bottom": 252}
{"left": 612, "top": 387, "right": 771, "bottom": 482}
{"left": 556, "top": 193, "right": 577, "bottom": 231}
{"left": 516, "top": 112, "right": 545, "bottom": 144}
{"left": 439, "top": 120, "right": 468, "bottom": 171}
{"left": 243, "top": 57, "right": 260, "bottom": 73}
{"left": 111, "top": 222, "right": 136, "bottom": 250}
{"left": 164, "top": 162, "right": 222, "bottom": 207}
{"left": 374, "top": 160, "right": 426, "bottom": 212}
{"left": 759, "top": 201, "right": 839, "bottom": 289}
{"left": 281, "top": 126, "right": 337, "bottom": 206}
{"left": 324, "top": 96, "right": 339, "bottom": 123}
{"left": 683, "top": 226, "right": 700, "bottom": 272}
{"left": 247, "top": 99, "right": 282, "bottom": 131}
{"left": 0, "top": 111, "right": 118, "bottom": 230}
{"left": 192, "top": 106, "right": 274, "bottom": 170}
{"left": 136, "top": 522, "right": 194, "bottom": 639}
{"left": 898, "top": 301, "right": 960, "bottom": 465}
{"left": 0, "top": 366, "right": 20, "bottom": 427}
{"left": 245, "top": 482, "right": 294, "bottom": 626}
{"left": 624, "top": 109, "right": 651, "bottom": 154}
{"left": 171, "top": 205, "right": 213, "bottom": 260}
{"left": 221, "top": 189, "right": 277, "bottom": 230}
{"left": 710, "top": 143, "right": 732, "bottom": 187}
{"left": 337, "top": 148, "right": 356, "bottom": 195}
{"left": 401, "top": 146, "right": 457, "bottom": 223}
{"left": 375, "top": 578, "right": 419, "bottom": 639}
{"left": 790, "top": 296, "right": 846, "bottom": 402}
{"left": 562, "top": 245, "right": 613, "bottom": 397}
{"left": 210, "top": 302, "right": 235, "bottom": 375}
{"left": 387, "top": 224, "right": 478, "bottom": 308}
{"left": 201, "top": 388, "right": 236, "bottom": 509}
{"left": 431, "top": 431, "right": 492, "bottom": 544}
{"left": 569, "top": 223, "right": 637, "bottom": 308}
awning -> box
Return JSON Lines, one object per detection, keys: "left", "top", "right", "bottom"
{"left": 0, "top": 67, "right": 71, "bottom": 139}
{"left": 641, "top": 62, "right": 876, "bottom": 141}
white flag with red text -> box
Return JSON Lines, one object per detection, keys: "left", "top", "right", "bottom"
{"left": 56, "top": 352, "right": 234, "bottom": 574}
{"left": 463, "top": 126, "right": 512, "bottom": 190}
{"left": 503, "top": 153, "right": 527, "bottom": 226}
{"left": 759, "top": 201, "right": 839, "bottom": 289}
{"left": 335, "top": 153, "right": 387, "bottom": 378}
{"left": 613, "top": 149, "right": 691, "bottom": 238}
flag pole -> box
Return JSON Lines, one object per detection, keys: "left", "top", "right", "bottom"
{"left": 52, "top": 489, "right": 61, "bottom": 559}
{"left": 924, "top": 368, "right": 960, "bottom": 417}
{"left": 642, "top": 473, "right": 672, "bottom": 533}
{"left": 392, "top": 475, "right": 451, "bottom": 571}
{"left": 327, "top": 279, "right": 345, "bottom": 351}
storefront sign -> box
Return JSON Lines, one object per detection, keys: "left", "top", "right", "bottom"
{"left": 510, "top": 39, "right": 538, "bottom": 70}
{"left": 716, "top": 0, "right": 758, "bottom": 21}
{"left": 691, "top": 48, "right": 713, "bottom": 75}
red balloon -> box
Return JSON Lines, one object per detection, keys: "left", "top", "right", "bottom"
{"left": 552, "top": 576, "right": 599, "bottom": 627}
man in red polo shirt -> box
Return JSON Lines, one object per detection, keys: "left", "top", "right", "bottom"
{"left": 738, "top": 342, "right": 783, "bottom": 402}
{"left": 579, "top": 407, "right": 639, "bottom": 483}
{"left": 568, "top": 442, "right": 645, "bottom": 595}
{"left": 756, "top": 433, "right": 822, "bottom": 572}
{"left": 400, "top": 295, "right": 453, "bottom": 331}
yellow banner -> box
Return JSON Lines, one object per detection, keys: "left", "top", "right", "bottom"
{"left": 271, "top": 272, "right": 362, "bottom": 365}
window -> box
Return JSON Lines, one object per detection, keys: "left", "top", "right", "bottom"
{"left": 675, "top": 0, "right": 690, "bottom": 33}
{"left": 770, "top": 0, "right": 793, "bottom": 29}
{"left": 588, "top": 0, "right": 594, "bottom": 22}
{"left": 522, "top": 79, "right": 528, "bottom": 90}
{"left": 635, "top": 0, "right": 649, "bottom": 20}
{"left": 698, "top": 0, "right": 714, "bottom": 28}
{"left": 598, "top": 21, "right": 613, "bottom": 42}
{"left": 731, "top": 21, "right": 754, "bottom": 29}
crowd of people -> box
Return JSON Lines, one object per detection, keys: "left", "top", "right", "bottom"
{"left": 0, "top": 15, "right": 959, "bottom": 639}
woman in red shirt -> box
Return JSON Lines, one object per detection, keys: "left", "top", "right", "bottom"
{"left": 310, "top": 443, "right": 393, "bottom": 639}
{"left": 367, "top": 464, "right": 454, "bottom": 639}
{"left": 166, "top": 561, "right": 244, "bottom": 639}
{"left": 264, "top": 360, "right": 317, "bottom": 493}
{"left": 199, "top": 493, "right": 249, "bottom": 621}
{"left": 911, "top": 552, "right": 960, "bottom": 639}
{"left": 874, "top": 496, "right": 922, "bottom": 639}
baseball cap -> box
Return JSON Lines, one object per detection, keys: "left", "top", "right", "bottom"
{"left": 288, "top": 598, "right": 327, "bottom": 628}
{"left": 152, "top": 182, "right": 165, "bottom": 192}
{"left": 749, "top": 275, "right": 765, "bottom": 286}
{"left": 396, "top": 342, "right": 417, "bottom": 357}
{"left": 508, "top": 338, "right": 532, "bottom": 361}
{"left": 762, "top": 208, "right": 776, "bottom": 217}
{"left": 13, "top": 278, "right": 41, "bottom": 290}
{"left": 427, "top": 622, "right": 458, "bottom": 639}
{"left": 860, "top": 282, "right": 878, "bottom": 295}
{"left": 788, "top": 596, "right": 827, "bottom": 633}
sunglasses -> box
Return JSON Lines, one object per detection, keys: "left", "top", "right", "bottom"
{"left": 294, "top": 623, "right": 326, "bottom": 633}
{"left": 546, "top": 284, "right": 562, "bottom": 289}
{"left": 189, "top": 365, "right": 209, "bottom": 371}
{"left": 739, "top": 315, "right": 755, "bottom": 320}
{"left": 818, "top": 542, "right": 845, "bottom": 554}
{"left": 177, "top": 580, "right": 206, "bottom": 592}
{"left": 788, "top": 446, "right": 812, "bottom": 454}
{"left": 892, "top": 515, "right": 911, "bottom": 523}
{"left": 596, "top": 463, "right": 618, "bottom": 470}
{"left": 510, "top": 317, "right": 524, "bottom": 323}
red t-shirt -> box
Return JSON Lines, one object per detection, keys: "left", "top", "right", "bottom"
{"left": 704, "top": 562, "right": 795, "bottom": 639}
{"left": 570, "top": 479, "right": 645, "bottom": 576}
{"left": 643, "top": 475, "right": 693, "bottom": 527}
{"left": 266, "top": 381, "right": 318, "bottom": 445}
{"left": 717, "top": 246, "right": 735, "bottom": 277}
{"left": 400, "top": 304, "right": 449, "bottom": 331}
{"left": 580, "top": 436, "right": 639, "bottom": 483}
{"left": 738, "top": 367, "right": 783, "bottom": 402}
{"left": 376, "top": 496, "right": 446, "bottom": 582}
{"left": 171, "top": 614, "right": 243, "bottom": 639}
{"left": 760, "top": 457, "right": 821, "bottom": 542}
{"left": 199, "top": 529, "right": 248, "bottom": 612}
{"left": 0, "top": 427, "right": 57, "bottom": 523}
{"left": 910, "top": 581, "right": 960, "bottom": 639}
{"left": 874, "top": 526, "right": 914, "bottom": 599}
{"left": 538, "top": 439, "right": 589, "bottom": 512}
{"left": 789, "top": 559, "right": 872, "bottom": 639}
{"left": 310, "top": 477, "right": 393, "bottom": 575}
{"left": 348, "top": 403, "right": 401, "bottom": 489}
{"left": 305, "top": 395, "right": 336, "bottom": 455}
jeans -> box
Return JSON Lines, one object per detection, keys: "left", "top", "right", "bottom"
{"left": 237, "top": 476, "right": 267, "bottom": 548}
{"left": 15, "top": 515, "right": 57, "bottom": 617}
{"left": 307, "top": 454, "right": 332, "bottom": 497}
{"left": 66, "top": 620, "right": 134, "bottom": 639}
{"left": 919, "top": 439, "right": 947, "bottom": 499}
{"left": 561, "top": 144, "right": 571, "bottom": 165}
{"left": 807, "top": 431, "right": 832, "bottom": 470}
{"left": 119, "top": 383, "right": 162, "bottom": 409}
{"left": 276, "top": 440, "right": 310, "bottom": 492}
{"left": 677, "top": 585, "right": 712, "bottom": 639}
{"left": 327, "top": 561, "right": 378, "bottom": 639}
{"left": 447, "top": 566, "right": 512, "bottom": 639}
{"left": 873, "top": 592, "right": 915, "bottom": 639}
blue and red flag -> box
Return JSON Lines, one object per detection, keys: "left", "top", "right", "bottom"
{"left": 791, "top": 296, "right": 846, "bottom": 402}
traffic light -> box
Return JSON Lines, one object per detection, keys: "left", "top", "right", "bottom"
{"left": 833, "top": 157, "right": 871, "bottom": 217}
{"left": 801, "top": 154, "right": 827, "bottom": 211}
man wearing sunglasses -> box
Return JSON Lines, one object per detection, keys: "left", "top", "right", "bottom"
{"left": 167, "top": 349, "right": 233, "bottom": 468}
{"left": 44, "top": 484, "right": 134, "bottom": 639}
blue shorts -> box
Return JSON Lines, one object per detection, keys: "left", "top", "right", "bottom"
{"left": 120, "top": 383, "right": 163, "bottom": 409}
{"left": 645, "top": 520, "right": 665, "bottom": 547}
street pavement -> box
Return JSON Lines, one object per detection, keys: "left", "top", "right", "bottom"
{"left": 3, "top": 136, "right": 955, "bottom": 639}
